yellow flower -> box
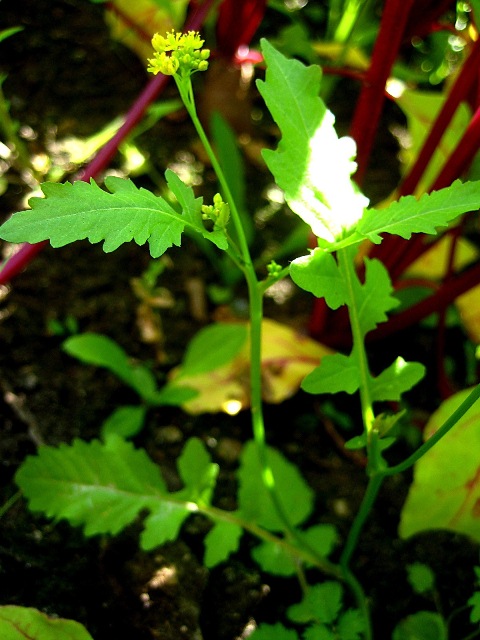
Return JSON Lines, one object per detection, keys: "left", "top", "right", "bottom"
{"left": 147, "top": 30, "right": 210, "bottom": 77}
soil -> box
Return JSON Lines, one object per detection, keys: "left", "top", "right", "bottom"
{"left": 0, "top": 2, "right": 479, "bottom": 639}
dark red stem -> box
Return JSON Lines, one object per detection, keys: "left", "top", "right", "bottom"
{"left": 349, "top": 0, "right": 415, "bottom": 185}
{"left": 399, "top": 38, "right": 480, "bottom": 197}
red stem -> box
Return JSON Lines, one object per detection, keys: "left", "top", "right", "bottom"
{"left": 399, "top": 38, "right": 480, "bottom": 197}
{"left": 369, "top": 260, "right": 480, "bottom": 343}
{"left": 0, "top": 0, "right": 216, "bottom": 285}
{"left": 349, "top": 0, "right": 415, "bottom": 185}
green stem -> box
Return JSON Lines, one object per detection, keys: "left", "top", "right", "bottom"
{"left": 176, "top": 74, "right": 319, "bottom": 560}
{"left": 385, "top": 384, "right": 480, "bottom": 476}
{"left": 337, "top": 248, "right": 375, "bottom": 438}
{"left": 340, "top": 474, "right": 383, "bottom": 570}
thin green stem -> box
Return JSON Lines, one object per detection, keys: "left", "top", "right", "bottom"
{"left": 0, "top": 490, "right": 21, "bottom": 519}
{"left": 385, "top": 384, "right": 480, "bottom": 476}
{"left": 340, "top": 474, "right": 383, "bottom": 570}
{"left": 337, "top": 248, "right": 375, "bottom": 438}
{"left": 176, "top": 74, "right": 321, "bottom": 563}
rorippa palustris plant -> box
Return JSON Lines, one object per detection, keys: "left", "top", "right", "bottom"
{"left": 2, "top": 30, "right": 480, "bottom": 640}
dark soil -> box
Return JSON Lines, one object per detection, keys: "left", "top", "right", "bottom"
{"left": 0, "top": 2, "right": 479, "bottom": 639}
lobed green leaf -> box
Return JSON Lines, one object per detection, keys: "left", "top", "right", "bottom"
{"left": 358, "top": 180, "right": 480, "bottom": 243}
{"left": 257, "top": 39, "right": 368, "bottom": 246}
{"left": 0, "top": 169, "right": 227, "bottom": 257}
{"left": 237, "top": 441, "right": 314, "bottom": 532}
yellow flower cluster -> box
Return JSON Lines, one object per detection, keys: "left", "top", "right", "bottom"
{"left": 147, "top": 30, "right": 210, "bottom": 77}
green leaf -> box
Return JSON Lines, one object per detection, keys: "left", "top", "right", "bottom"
{"left": 468, "top": 591, "right": 480, "bottom": 624}
{"left": 179, "top": 323, "right": 248, "bottom": 377}
{"left": 395, "top": 89, "right": 470, "bottom": 194}
{"left": 0, "top": 171, "right": 226, "bottom": 257}
{"left": 336, "top": 609, "right": 365, "bottom": 640}
{"left": 287, "top": 582, "right": 343, "bottom": 625}
{"left": 165, "top": 168, "right": 227, "bottom": 250}
{"left": 177, "top": 437, "right": 219, "bottom": 506}
{"left": 371, "top": 358, "right": 425, "bottom": 402}
{"left": 358, "top": 180, "right": 480, "bottom": 244}
{"left": 301, "top": 352, "right": 360, "bottom": 395}
{"left": 0, "top": 605, "right": 93, "bottom": 640}
{"left": 351, "top": 257, "right": 399, "bottom": 338}
{"left": 101, "top": 405, "right": 147, "bottom": 439}
{"left": 290, "top": 250, "right": 347, "bottom": 309}
{"left": 147, "top": 382, "right": 198, "bottom": 407}
{"left": 203, "top": 520, "right": 243, "bottom": 568}
{"left": 302, "top": 524, "right": 338, "bottom": 558}
{"left": 249, "top": 623, "right": 299, "bottom": 640}
{"left": 210, "top": 112, "right": 253, "bottom": 245}
{"left": 14, "top": 436, "right": 218, "bottom": 555}
{"left": 251, "top": 540, "right": 298, "bottom": 576}
{"left": 15, "top": 436, "right": 167, "bottom": 536}
{"left": 237, "top": 441, "right": 314, "bottom": 532}
{"left": 406, "top": 563, "right": 436, "bottom": 595}
{"left": 63, "top": 333, "right": 157, "bottom": 402}
{"left": 399, "top": 387, "right": 480, "bottom": 542}
{"left": 257, "top": 39, "right": 368, "bottom": 245}
{"left": 303, "top": 624, "right": 335, "bottom": 640}
{"left": 392, "top": 612, "right": 447, "bottom": 640}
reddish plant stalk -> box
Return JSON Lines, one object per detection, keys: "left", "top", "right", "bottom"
{"left": 349, "top": 0, "right": 415, "bottom": 185}
{"left": 0, "top": 0, "right": 215, "bottom": 286}
{"left": 215, "top": 0, "right": 267, "bottom": 59}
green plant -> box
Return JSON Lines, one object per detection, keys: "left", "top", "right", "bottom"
{"left": 1, "top": 31, "right": 480, "bottom": 640}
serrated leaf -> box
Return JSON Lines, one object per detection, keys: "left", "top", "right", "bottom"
{"left": 257, "top": 39, "right": 368, "bottom": 245}
{"left": 399, "top": 387, "right": 480, "bottom": 542}
{"left": 249, "top": 623, "right": 299, "bottom": 640}
{"left": 140, "top": 502, "right": 192, "bottom": 550}
{"left": 290, "top": 250, "right": 347, "bottom": 309}
{"left": 287, "top": 582, "right": 343, "bottom": 625}
{"left": 237, "top": 441, "right": 314, "bottom": 532}
{"left": 203, "top": 521, "right": 243, "bottom": 568}
{"left": 15, "top": 436, "right": 218, "bottom": 554}
{"left": 15, "top": 437, "right": 167, "bottom": 536}
{"left": 301, "top": 352, "right": 360, "bottom": 395}
{"left": 358, "top": 180, "right": 480, "bottom": 244}
{"left": 0, "top": 605, "right": 93, "bottom": 640}
{"left": 165, "top": 168, "right": 227, "bottom": 250}
{"left": 371, "top": 358, "right": 425, "bottom": 402}
{"left": 352, "top": 258, "right": 399, "bottom": 337}
{"left": 0, "top": 170, "right": 226, "bottom": 257}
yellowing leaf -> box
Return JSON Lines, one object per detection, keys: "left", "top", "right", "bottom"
{"left": 312, "top": 41, "right": 370, "bottom": 71}
{"left": 395, "top": 89, "right": 471, "bottom": 195}
{"left": 170, "top": 319, "right": 332, "bottom": 414}
{"left": 104, "top": 0, "right": 189, "bottom": 64}
{"left": 399, "top": 387, "right": 480, "bottom": 542}
{"left": 406, "top": 235, "right": 479, "bottom": 280}
{"left": 456, "top": 284, "right": 480, "bottom": 343}
{"left": 0, "top": 605, "right": 93, "bottom": 640}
